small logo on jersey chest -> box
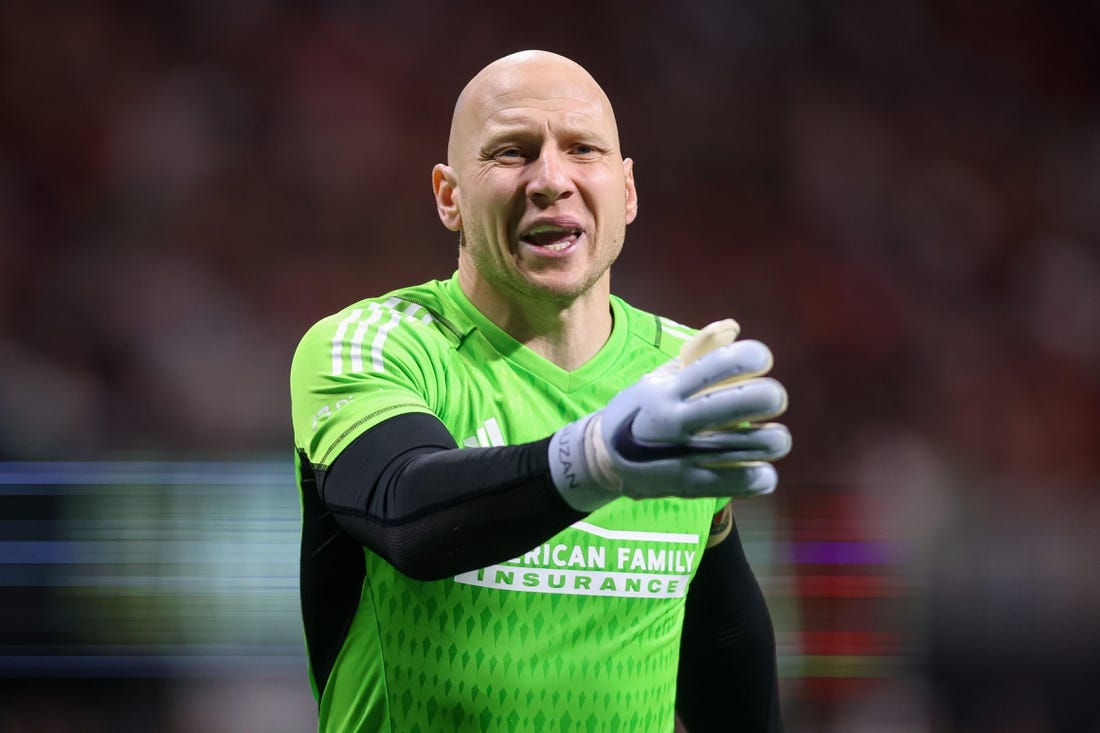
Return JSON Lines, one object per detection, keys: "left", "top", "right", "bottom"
{"left": 462, "top": 417, "right": 505, "bottom": 448}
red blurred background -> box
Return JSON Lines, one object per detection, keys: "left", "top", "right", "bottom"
{"left": 1, "top": 1, "right": 1098, "bottom": 731}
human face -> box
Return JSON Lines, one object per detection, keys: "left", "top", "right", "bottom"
{"left": 433, "top": 54, "right": 638, "bottom": 308}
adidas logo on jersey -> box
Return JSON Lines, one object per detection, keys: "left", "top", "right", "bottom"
{"left": 462, "top": 417, "right": 505, "bottom": 448}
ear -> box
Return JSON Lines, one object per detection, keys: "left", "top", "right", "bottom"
{"left": 623, "top": 157, "right": 638, "bottom": 225}
{"left": 432, "top": 164, "right": 462, "bottom": 232}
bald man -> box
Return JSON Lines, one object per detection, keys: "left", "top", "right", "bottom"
{"left": 291, "top": 50, "right": 788, "bottom": 732}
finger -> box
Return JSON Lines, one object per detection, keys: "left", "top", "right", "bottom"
{"left": 676, "top": 340, "right": 773, "bottom": 398}
{"left": 683, "top": 423, "right": 792, "bottom": 462}
{"left": 685, "top": 462, "right": 778, "bottom": 498}
{"left": 680, "top": 377, "right": 788, "bottom": 431}
{"left": 679, "top": 319, "right": 740, "bottom": 366}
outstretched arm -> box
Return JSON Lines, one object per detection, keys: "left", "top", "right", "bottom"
{"left": 313, "top": 411, "right": 581, "bottom": 581}
{"left": 312, "top": 336, "right": 789, "bottom": 581}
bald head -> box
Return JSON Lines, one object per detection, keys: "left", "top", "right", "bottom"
{"left": 430, "top": 49, "right": 638, "bottom": 321}
{"left": 447, "top": 50, "right": 621, "bottom": 166}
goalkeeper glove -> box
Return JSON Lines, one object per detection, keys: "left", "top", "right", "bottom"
{"left": 547, "top": 321, "right": 791, "bottom": 512}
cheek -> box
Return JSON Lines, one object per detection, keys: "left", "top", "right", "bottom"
{"left": 462, "top": 185, "right": 515, "bottom": 223}
{"left": 588, "top": 169, "right": 627, "bottom": 214}
{"left": 595, "top": 189, "right": 630, "bottom": 229}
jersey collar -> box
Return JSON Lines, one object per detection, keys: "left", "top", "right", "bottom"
{"left": 443, "top": 272, "right": 631, "bottom": 394}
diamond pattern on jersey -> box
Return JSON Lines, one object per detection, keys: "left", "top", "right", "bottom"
{"left": 295, "top": 277, "right": 719, "bottom": 731}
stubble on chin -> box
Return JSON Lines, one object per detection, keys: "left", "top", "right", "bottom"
{"left": 461, "top": 225, "right": 621, "bottom": 307}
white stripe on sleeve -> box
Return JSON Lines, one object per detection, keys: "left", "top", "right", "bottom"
{"left": 330, "top": 309, "right": 364, "bottom": 376}
{"left": 660, "top": 317, "right": 695, "bottom": 342}
{"left": 349, "top": 304, "right": 384, "bottom": 373}
{"left": 371, "top": 310, "right": 404, "bottom": 372}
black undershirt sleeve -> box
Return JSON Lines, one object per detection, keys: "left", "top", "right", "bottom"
{"left": 676, "top": 519, "right": 783, "bottom": 733}
{"left": 313, "top": 412, "right": 587, "bottom": 581}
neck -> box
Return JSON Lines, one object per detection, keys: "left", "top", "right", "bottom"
{"left": 458, "top": 264, "right": 613, "bottom": 372}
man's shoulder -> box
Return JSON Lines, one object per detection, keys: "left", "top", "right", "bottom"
{"left": 293, "top": 278, "right": 465, "bottom": 365}
{"left": 612, "top": 295, "right": 700, "bottom": 360}
{"left": 315, "top": 279, "right": 441, "bottom": 321}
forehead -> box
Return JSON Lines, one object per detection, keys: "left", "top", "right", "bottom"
{"left": 481, "top": 92, "right": 610, "bottom": 133}
{"left": 454, "top": 62, "right": 619, "bottom": 152}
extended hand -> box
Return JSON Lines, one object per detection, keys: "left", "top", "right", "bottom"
{"left": 548, "top": 322, "right": 791, "bottom": 512}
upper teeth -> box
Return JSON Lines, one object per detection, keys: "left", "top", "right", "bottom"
{"left": 527, "top": 225, "right": 577, "bottom": 236}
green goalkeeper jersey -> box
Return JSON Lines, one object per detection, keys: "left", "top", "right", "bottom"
{"left": 290, "top": 273, "right": 728, "bottom": 733}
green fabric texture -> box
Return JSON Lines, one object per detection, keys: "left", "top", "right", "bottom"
{"left": 291, "top": 273, "right": 729, "bottom": 732}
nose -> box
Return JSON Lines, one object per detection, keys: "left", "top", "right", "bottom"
{"left": 526, "top": 146, "right": 574, "bottom": 207}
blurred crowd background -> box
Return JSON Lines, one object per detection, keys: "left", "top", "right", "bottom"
{"left": 1, "top": 1, "right": 1098, "bottom": 731}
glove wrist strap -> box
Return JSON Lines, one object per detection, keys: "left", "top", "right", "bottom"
{"left": 548, "top": 414, "right": 618, "bottom": 513}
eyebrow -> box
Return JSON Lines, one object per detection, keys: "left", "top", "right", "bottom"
{"left": 479, "top": 119, "right": 613, "bottom": 150}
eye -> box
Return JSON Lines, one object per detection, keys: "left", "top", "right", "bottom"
{"left": 571, "top": 143, "right": 600, "bottom": 157}
{"left": 495, "top": 147, "right": 526, "bottom": 161}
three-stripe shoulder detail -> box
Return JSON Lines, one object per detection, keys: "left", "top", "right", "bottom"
{"left": 328, "top": 297, "right": 436, "bottom": 376}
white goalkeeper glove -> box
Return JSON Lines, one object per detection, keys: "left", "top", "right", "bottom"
{"left": 548, "top": 320, "right": 791, "bottom": 512}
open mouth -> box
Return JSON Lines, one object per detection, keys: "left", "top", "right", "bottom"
{"left": 520, "top": 224, "right": 582, "bottom": 252}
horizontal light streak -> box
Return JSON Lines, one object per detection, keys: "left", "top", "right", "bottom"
{"left": 794, "top": 573, "right": 906, "bottom": 598}
{"left": 799, "top": 631, "right": 902, "bottom": 656}
{"left": 783, "top": 541, "right": 900, "bottom": 565}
